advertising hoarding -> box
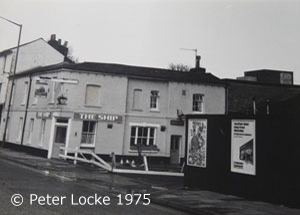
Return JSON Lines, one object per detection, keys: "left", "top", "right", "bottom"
{"left": 187, "top": 119, "right": 207, "bottom": 168}
{"left": 231, "top": 119, "right": 256, "bottom": 175}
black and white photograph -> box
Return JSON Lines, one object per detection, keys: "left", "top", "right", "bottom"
{"left": 1, "top": 0, "right": 300, "bottom": 214}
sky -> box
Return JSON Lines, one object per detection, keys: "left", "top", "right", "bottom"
{"left": 1, "top": 0, "right": 300, "bottom": 83}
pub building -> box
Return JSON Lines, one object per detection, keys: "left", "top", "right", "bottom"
{"left": 0, "top": 60, "right": 226, "bottom": 164}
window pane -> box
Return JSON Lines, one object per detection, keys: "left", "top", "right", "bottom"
{"left": 130, "top": 137, "right": 136, "bottom": 145}
{"left": 82, "top": 121, "right": 89, "bottom": 132}
{"left": 88, "top": 121, "right": 96, "bottom": 133}
{"left": 131, "top": 127, "right": 136, "bottom": 136}
{"left": 138, "top": 127, "right": 143, "bottom": 136}
{"left": 150, "top": 128, "right": 155, "bottom": 137}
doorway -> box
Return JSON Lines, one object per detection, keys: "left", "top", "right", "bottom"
{"left": 51, "top": 118, "right": 69, "bottom": 159}
{"left": 170, "top": 135, "right": 181, "bottom": 164}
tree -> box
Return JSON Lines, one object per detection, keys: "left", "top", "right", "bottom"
{"left": 168, "top": 63, "right": 190, "bottom": 72}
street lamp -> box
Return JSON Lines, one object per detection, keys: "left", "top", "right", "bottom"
{"left": 0, "top": 16, "right": 22, "bottom": 146}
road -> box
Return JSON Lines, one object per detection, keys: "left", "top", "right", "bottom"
{"left": 0, "top": 157, "right": 187, "bottom": 215}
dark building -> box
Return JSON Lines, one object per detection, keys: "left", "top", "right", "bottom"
{"left": 224, "top": 69, "right": 300, "bottom": 116}
{"left": 237, "top": 69, "right": 293, "bottom": 85}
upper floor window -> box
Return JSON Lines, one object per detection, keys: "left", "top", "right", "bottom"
{"left": 132, "top": 89, "right": 142, "bottom": 110}
{"left": 193, "top": 94, "right": 204, "bottom": 112}
{"left": 85, "top": 85, "right": 101, "bottom": 107}
{"left": 150, "top": 90, "right": 159, "bottom": 110}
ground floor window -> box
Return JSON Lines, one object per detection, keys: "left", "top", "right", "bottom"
{"left": 81, "top": 121, "right": 96, "bottom": 147}
{"left": 130, "top": 126, "right": 158, "bottom": 151}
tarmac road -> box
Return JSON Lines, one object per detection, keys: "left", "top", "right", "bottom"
{"left": 0, "top": 157, "right": 187, "bottom": 215}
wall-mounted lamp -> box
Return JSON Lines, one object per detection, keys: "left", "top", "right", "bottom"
{"left": 57, "top": 94, "right": 67, "bottom": 105}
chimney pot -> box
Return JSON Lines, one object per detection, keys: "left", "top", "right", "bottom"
{"left": 58, "top": 39, "right": 61, "bottom": 45}
{"left": 63, "top": 41, "right": 68, "bottom": 47}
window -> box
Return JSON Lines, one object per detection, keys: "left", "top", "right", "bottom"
{"left": 130, "top": 126, "right": 157, "bottom": 150}
{"left": 132, "top": 89, "right": 142, "bottom": 110}
{"left": 17, "top": 117, "right": 23, "bottom": 142}
{"left": 85, "top": 85, "right": 101, "bottom": 107}
{"left": 193, "top": 94, "right": 204, "bottom": 112}
{"left": 28, "top": 118, "right": 34, "bottom": 143}
{"left": 40, "top": 119, "right": 46, "bottom": 146}
{"left": 150, "top": 90, "right": 159, "bottom": 110}
{"left": 81, "top": 121, "right": 96, "bottom": 147}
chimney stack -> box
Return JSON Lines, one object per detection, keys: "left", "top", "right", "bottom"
{"left": 48, "top": 34, "right": 69, "bottom": 58}
{"left": 50, "top": 34, "right": 56, "bottom": 41}
{"left": 195, "top": 55, "right": 201, "bottom": 69}
{"left": 189, "top": 55, "right": 206, "bottom": 73}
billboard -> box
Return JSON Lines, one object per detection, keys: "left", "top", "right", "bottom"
{"left": 231, "top": 119, "right": 256, "bottom": 175}
{"left": 187, "top": 119, "right": 207, "bottom": 168}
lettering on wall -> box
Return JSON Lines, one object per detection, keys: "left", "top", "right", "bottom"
{"left": 73, "top": 113, "right": 122, "bottom": 123}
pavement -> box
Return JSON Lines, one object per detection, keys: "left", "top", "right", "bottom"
{"left": 0, "top": 148, "right": 300, "bottom": 215}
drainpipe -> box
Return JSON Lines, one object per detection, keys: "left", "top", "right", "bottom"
{"left": 20, "top": 74, "right": 32, "bottom": 145}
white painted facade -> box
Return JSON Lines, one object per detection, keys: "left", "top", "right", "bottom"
{"left": 0, "top": 63, "right": 226, "bottom": 164}
{"left": 0, "top": 38, "right": 66, "bottom": 105}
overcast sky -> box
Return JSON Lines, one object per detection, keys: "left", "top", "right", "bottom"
{"left": 1, "top": 0, "right": 300, "bottom": 83}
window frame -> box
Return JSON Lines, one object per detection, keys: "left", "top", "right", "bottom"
{"left": 192, "top": 93, "right": 204, "bottom": 113}
{"left": 150, "top": 90, "right": 159, "bottom": 111}
{"left": 80, "top": 120, "right": 97, "bottom": 148}
{"left": 129, "top": 123, "right": 159, "bottom": 151}
{"left": 85, "top": 84, "right": 101, "bottom": 107}
{"left": 132, "top": 88, "right": 142, "bottom": 111}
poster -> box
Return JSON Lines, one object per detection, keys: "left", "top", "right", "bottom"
{"left": 231, "top": 119, "right": 256, "bottom": 175}
{"left": 187, "top": 119, "right": 207, "bottom": 168}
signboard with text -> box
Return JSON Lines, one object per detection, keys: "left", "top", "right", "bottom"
{"left": 73, "top": 113, "right": 122, "bottom": 123}
{"left": 231, "top": 119, "right": 256, "bottom": 175}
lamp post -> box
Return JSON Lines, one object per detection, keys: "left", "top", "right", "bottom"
{"left": 0, "top": 16, "right": 22, "bottom": 146}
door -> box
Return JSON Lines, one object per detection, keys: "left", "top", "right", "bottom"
{"left": 51, "top": 125, "right": 67, "bottom": 159}
{"left": 170, "top": 135, "right": 181, "bottom": 164}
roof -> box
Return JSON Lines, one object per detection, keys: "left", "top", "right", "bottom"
{"left": 0, "top": 38, "right": 44, "bottom": 55}
{"left": 224, "top": 78, "right": 300, "bottom": 115}
{"left": 13, "top": 61, "right": 225, "bottom": 86}
{"left": 0, "top": 37, "right": 73, "bottom": 63}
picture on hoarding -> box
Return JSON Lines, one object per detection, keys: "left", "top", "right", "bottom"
{"left": 187, "top": 119, "right": 207, "bottom": 168}
{"left": 231, "top": 120, "right": 256, "bottom": 175}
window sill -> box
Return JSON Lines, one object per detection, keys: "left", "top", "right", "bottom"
{"left": 84, "top": 105, "right": 102, "bottom": 108}
{"left": 192, "top": 111, "right": 204, "bottom": 114}
{"left": 150, "top": 109, "right": 160, "bottom": 113}
{"left": 129, "top": 145, "right": 160, "bottom": 152}
{"left": 80, "top": 144, "right": 95, "bottom": 148}
{"left": 132, "top": 108, "right": 143, "bottom": 112}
